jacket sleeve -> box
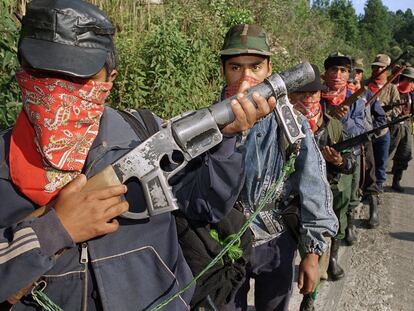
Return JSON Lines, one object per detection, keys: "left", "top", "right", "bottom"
{"left": 0, "top": 208, "right": 74, "bottom": 301}
{"left": 371, "top": 99, "right": 387, "bottom": 128}
{"left": 383, "top": 84, "right": 402, "bottom": 120}
{"left": 341, "top": 99, "right": 365, "bottom": 137}
{"left": 173, "top": 135, "right": 245, "bottom": 223}
{"left": 288, "top": 118, "right": 338, "bottom": 255}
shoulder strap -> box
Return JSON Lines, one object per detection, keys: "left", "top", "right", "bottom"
{"left": 117, "top": 108, "right": 159, "bottom": 141}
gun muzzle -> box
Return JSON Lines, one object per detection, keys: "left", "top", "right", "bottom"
{"left": 209, "top": 62, "right": 315, "bottom": 126}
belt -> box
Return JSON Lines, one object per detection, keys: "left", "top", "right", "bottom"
{"left": 259, "top": 211, "right": 286, "bottom": 235}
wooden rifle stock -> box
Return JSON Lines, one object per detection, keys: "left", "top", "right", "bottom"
{"left": 5, "top": 166, "right": 122, "bottom": 305}
{"left": 364, "top": 66, "right": 405, "bottom": 107}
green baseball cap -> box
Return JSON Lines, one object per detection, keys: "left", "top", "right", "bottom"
{"left": 352, "top": 57, "right": 364, "bottom": 72}
{"left": 220, "top": 24, "right": 272, "bottom": 57}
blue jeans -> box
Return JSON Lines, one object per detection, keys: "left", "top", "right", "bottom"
{"left": 373, "top": 131, "right": 391, "bottom": 186}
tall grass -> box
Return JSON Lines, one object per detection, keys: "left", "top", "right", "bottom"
{"left": 1, "top": 0, "right": 370, "bottom": 129}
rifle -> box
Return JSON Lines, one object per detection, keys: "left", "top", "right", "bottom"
{"left": 331, "top": 115, "right": 411, "bottom": 152}
{"left": 363, "top": 66, "right": 405, "bottom": 108}
{"left": 31, "top": 62, "right": 314, "bottom": 220}
{"left": 382, "top": 102, "right": 407, "bottom": 112}
{"left": 328, "top": 51, "right": 409, "bottom": 116}
{"left": 5, "top": 62, "right": 315, "bottom": 306}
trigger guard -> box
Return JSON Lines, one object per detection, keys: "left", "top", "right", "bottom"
{"left": 120, "top": 210, "right": 150, "bottom": 220}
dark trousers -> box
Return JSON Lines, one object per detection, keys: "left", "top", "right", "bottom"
{"left": 362, "top": 141, "right": 379, "bottom": 195}
{"left": 222, "top": 230, "right": 297, "bottom": 311}
{"left": 389, "top": 122, "right": 413, "bottom": 172}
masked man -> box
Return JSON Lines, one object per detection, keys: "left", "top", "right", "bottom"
{"left": 0, "top": 1, "right": 275, "bottom": 310}
{"left": 388, "top": 67, "right": 414, "bottom": 192}
{"left": 348, "top": 58, "right": 364, "bottom": 93}
{"left": 290, "top": 64, "right": 357, "bottom": 311}
{"left": 219, "top": 24, "right": 337, "bottom": 311}
{"left": 320, "top": 52, "right": 365, "bottom": 280}
{"left": 365, "top": 54, "right": 400, "bottom": 191}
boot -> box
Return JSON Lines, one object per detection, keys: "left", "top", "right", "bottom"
{"left": 328, "top": 238, "right": 345, "bottom": 281}
{"left": 367, "top": 195, "right": 379, "bottom": 229}
{"left": 345, "top": 212, "right": 357, "bottom": 246}
{"left": 392, "top": 170, "right": 404, "bottom": 192}
{"left": 300, "top": 294, "right": 315, "bottom": 311}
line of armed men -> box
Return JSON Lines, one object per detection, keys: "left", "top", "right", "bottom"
{"left": 0, "top": 1, "right": 413, "bottom": 311}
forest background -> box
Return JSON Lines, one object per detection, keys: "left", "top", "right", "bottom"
{"left": 1, "top": 0, "right": 413, "bottom": 130}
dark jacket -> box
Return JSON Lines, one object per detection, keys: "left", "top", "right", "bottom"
{"left": 314, "top": 111, "right": 357, "bottom": 183}
{"left": 0, "top": 107, "right": 245, "bottom": 310}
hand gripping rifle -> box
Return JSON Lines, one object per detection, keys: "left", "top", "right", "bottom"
{"left": 331, "top": 115, "right": 411, "bottom": 152}
{"left": 31, "top": 62, "right": 314, "bottom": 220}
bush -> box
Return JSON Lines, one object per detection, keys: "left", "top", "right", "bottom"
{"left": 0, "top": 0, "right": 21, "bottom": 130}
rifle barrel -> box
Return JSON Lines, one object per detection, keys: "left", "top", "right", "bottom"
{"left": 331, "top": 115, "right": 411, "bottom": 152}
{"left": 209, "top": 62, "right": 315, "bottom": 127}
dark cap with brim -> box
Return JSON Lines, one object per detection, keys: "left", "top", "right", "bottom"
{"left": 19, "top": 0, "right": 115, "bottom": 78}
{"left": 220, "top": 24, "right": 272, "bottom": 57}
{"left": 20, "top": 38, "right": 108, "bottom": 78}
{"left": 324, "top": 52, "right": 351, "bottom": 70}
{"left": 294, "top": 64, "right": 328, "bottom": 93}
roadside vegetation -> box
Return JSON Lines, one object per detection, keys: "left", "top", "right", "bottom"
{"left": 1, "top": 0, "right": 413, "bottom": 129}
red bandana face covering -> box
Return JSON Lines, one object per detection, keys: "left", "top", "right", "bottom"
{"left": 10, "top": 69, "right": 112, "bottom": 205}
{"left": 321, "top": 87, "right": 347, "bottom": 106}
{"left": 291, "top": 94, "right": 322, "bottom": 133}
{"left": 224, "top": 76, "right": 260, "bottom": 99}
{"left": 321, "top": 72, "right": 347, "bottom": 106}
{"left": 397, "top": 81, "right": 413, "bottom": 94}
{"left": 347, "top": 81, "right": 361, "bottom": 94}
{"left": 368, "top": 76, "right": 387, "bottom": 94}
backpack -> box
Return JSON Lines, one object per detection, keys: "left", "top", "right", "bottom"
{"left": 175, "top": 206, "right": 252, "bottom": 310}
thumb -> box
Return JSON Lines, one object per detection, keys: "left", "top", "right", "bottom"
{"left": 298, "top": 267, "right": 304, "bottom": 290}
{"left": 60, "top": 174, "right": 87, "bottom": 195}
{"left": 238, "top": 80, "right": 251, "bottom": 94}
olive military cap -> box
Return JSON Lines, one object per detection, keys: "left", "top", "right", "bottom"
{"left": 220, "top": 24, "right": 272, "bottom": 57}
{"left": 401, "top": 67, "right": 414, "bottom": 80}
{"left": 352, "top": 58, "right": 364, "bottom": 72}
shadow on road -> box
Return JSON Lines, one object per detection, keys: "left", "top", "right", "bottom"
{"left": 389, "top": 232, "right": 414, "bottom": 242}
{"left": 384, "top": 186, "right": 414, "bottom": 195}
{"left": 401, "top": 187, "right": 414, "bottom": 195}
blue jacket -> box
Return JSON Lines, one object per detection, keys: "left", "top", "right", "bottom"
{"left": 0, "top": 107, "right": 245, "bottom": 310}
{"left": 239, "top": 112, "right": 338, "bottom": 254}
{"left": 321, "top": 89, "right": 365, "bottom": 138}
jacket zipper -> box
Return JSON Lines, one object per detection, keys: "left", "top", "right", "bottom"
{"left": 80, "top": 243, "right": 89, "bottom": 311}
